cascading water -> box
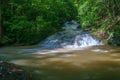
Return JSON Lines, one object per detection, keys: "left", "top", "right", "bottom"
{"left": 39, "top": 20, "right": 102, "bottom": 49}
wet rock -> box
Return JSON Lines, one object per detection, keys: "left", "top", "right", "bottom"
{"left": 63, "top": 20, "right": 80, "bottom": 30}
{"left": 39, "top": 21, "right": 101, "bottom": 49}
{"left": 108, "top": 33, "right": 120, "bottom": 46}
{"left": 108, "top": 37, "right": 120, "bottom": 46}
{"left": 0, "top": 40, "right": 3, "bottom": 47}
{"left": 0, "top": 61, "right": 32, "bottom": 80}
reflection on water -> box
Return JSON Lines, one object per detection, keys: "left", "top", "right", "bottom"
{"left": 0, "top": 45, "right": 120, "bottom": 80}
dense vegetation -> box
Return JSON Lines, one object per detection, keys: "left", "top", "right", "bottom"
{"left": 76, "top": 0, "right": 120, "bottom": 45}
{"left": 1, "top": 0, "right": 77, "bottom": 45}
{"left": 0, "top": 0, "right": 120, "bottom": 45}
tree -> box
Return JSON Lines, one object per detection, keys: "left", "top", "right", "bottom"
{"left": 0, "top": 1, "right": 2, "bottom": 46}
{"left": 1, "top": 0, "right": 77, "bottom": 45}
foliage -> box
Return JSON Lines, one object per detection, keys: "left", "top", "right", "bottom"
{"left": 1, "top": 0, "right": 120, "bottom": 45}
{"left": 107, "top": 22, "right": 120, "bottom": 45}
{"left": 2, "top": 0, "right": 77, "bottom": 45}
{"left": 76, "top": 0, "right": 120, "bottom": 29}
{"left": 76, "top": 0, "right": 120, "bottom": 45}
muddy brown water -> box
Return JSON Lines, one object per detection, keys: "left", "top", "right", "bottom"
{"left": 0, "top": 45, "right": 120, "bottom": 80}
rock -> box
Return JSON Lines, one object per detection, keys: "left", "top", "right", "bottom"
{"left": 0, "top": 40, "right": 3, "bottom": 47}
{"left": 108, "top": 33, "right": 120, "bottom": 46}
{"left": 108, "top": 37, "right": 120, "bottom": 46}
{"left": 63, "top": 20, "right": 81, "bottom": 30}
{"left": 0, "top": 61, "right": 32, "bottom": 80}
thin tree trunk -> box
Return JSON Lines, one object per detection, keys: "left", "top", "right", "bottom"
{"left": 0, "top": 3, "right": 2, "bottom": 46}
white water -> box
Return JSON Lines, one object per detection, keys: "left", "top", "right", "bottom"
{"left": 39, "top": 20, "right": 102, "bottom": 49}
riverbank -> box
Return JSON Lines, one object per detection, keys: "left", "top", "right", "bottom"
{"left": 0, "top": 61, "right": 32, "bottom": 80}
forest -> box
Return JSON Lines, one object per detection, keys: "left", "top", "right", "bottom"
{"left": 0, "top": 0, "right": 120, "bottom": 80}
{"left": 0, "top": 0, "right": 120, "bottom": 46}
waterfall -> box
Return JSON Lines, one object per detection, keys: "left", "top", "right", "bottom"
{"left": 39, "top": 20, "right": 102, "bottom": 49}
{"left": 74, "top": 34, "right": 101, "bottom": 48}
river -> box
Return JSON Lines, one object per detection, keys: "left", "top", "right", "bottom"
{"left": 0, "top": 44, "right": 120, "bottom": 80}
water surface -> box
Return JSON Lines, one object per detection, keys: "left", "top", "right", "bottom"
{"left": 0, "top": 45, "right": 120, "bottom": 80}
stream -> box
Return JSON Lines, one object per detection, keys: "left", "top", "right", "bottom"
{"left": 0, "top": 44, "right": 120, "bottom": 80}
{"left": 0, "top": 21, "right": 120, "bottom": 80}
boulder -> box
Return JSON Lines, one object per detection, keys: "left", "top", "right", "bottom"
{"left": 108, "top": 33, "right": 120, "bottom": 46}
{"left": 0, "top": 41, "right": 3, "bottom": 47}
{"left": 0, "top": 61, "right": 32, "bottom": 80}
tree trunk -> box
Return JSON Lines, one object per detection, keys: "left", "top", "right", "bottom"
{"left": 0, "top": 4, "right": 3, "bottom": 46}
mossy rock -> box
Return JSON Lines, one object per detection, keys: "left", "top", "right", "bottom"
{"left": 108, "top": 33, "right": 120, "bottom": 46}
{"left": 0, "top": 61, "right": 32, "bottom": 80}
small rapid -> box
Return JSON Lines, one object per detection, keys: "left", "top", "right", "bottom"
{"left": 39, "top": 20, "right": 102, "bottom": 49}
